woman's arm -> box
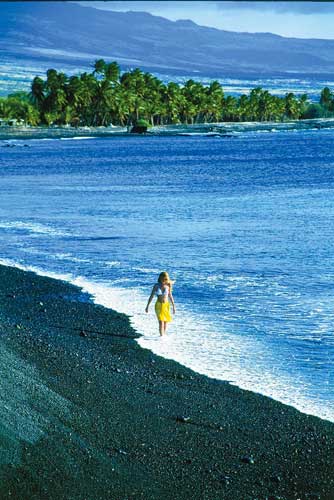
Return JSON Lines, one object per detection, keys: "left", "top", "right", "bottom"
{"left": 145, "top": 285, "right": 157, "bottom": 312}
{"left": 169, "top": 290, "right": 176, "bottom": 313}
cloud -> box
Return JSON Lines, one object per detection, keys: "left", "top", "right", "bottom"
{"left": 78, "top": 1, "right": 189, "bottom": 12}
{"left": 87, "top": 1, "right": 334, "bottom": 15}
{"left": 76, "top": 1, "right": 334, "bottom": 39}
{"left": 215, "top": 1, "right": 334, "bottom": 14}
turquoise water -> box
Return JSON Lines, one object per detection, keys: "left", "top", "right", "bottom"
{"left": 0, "top": 130, "right": 333, "bottom": 421}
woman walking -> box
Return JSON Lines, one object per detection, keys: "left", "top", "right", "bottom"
{"left": 145, "top": 271, "right": 176, "bottom": 336}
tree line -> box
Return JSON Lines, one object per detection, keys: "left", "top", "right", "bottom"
{"left": 1, "top": 59, "right": 334, "bottom": 127}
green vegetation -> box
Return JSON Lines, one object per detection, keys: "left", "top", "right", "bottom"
{"left": 1, "top": 60, "right": 334, "bottom": 127}
{"left": 299, "top": 87, "right": 334, "bottom": 119}
{"left": 135, "top": 119, "right": 150, "bottom": 128}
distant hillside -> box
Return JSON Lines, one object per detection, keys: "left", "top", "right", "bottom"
{"left": 1, "top": 1, "right": 334, "bottom": 76}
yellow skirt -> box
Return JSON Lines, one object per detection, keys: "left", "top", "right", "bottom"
{"left": 155, "top": 301, "right": 172, "bottom": 322}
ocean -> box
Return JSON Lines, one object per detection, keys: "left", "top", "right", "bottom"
{"left": 0, "top": 130, "right": 333, "bottom": 422}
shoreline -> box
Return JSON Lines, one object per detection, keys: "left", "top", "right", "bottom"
{"left": 2, "top": 259, "right": 332, "bottom": 424}
{"left": 1, "top": 117, "right": 334, "bottom": 141}
{"left": 0, "top": 263, "right": 333, "bottom": 499}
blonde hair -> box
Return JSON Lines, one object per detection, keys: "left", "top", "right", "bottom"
{"left": 158, "top": 271, "right": 173, "bottom": 292}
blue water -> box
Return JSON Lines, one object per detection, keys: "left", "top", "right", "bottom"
{"left": 0, "top": 131, "right": 333, "bottom": 421}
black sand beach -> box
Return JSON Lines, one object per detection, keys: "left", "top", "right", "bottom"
{"left": 1, "top": 118, "right": 334, "bottom": 142}
{"left": 0, "top": 263, "right": 333, "bottom": 500}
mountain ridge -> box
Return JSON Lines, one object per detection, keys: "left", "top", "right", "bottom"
{"left": 1, "top": 2, "right": 334, "bottom": 77}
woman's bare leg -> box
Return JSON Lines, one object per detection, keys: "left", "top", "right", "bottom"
{"left": 163, "top": 321, "right": 168, "bottom": 334}
{"left": 159, "top": 321, "right": 164, "bottom": 336}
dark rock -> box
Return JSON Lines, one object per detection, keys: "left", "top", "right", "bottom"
{"left": 130, "top": 125, "right": 147, "bottom": 134}
{"left": 270, "top": 475, "right": 281, "bottom": 483}
{"left": 241, "top": 455, "right": 255, "bottom": 464}
{"left": 219, "top": 475, "right": 230, "bottom": 484}
{"left": 176, "top": 416, "right": 191, "bottom": 423}
{"left": 80, "top": 330, "right": 88, "bottom": 337}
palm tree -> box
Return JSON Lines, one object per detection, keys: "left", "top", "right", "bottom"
{"left": 105, "top": 61, "right": 120, "bottom": 82}
{"left": 238, "top": 94, "right": 251, "bottom": 121}
{"left": 320, "top": 87, "right": 333, "bottom": 111}
{"left": 93, "top": 59, "right": 107, "bottom": 78}
{"left": 182, "top": 80, "right": 207, "bottom": 123}
{"left": 142, "top": 73, "right": 166, "bottom": 125}
{"left": 42, "top": 69, "right": 68, "bottom": 123}
{"left": 163, "top": 82, "right": 183, "bottom": 124}
{"left": 92, "top": 79, "right": 114, "bottom": 125}
{"left": 284, "top": 92, "right": 302, "bottom": 119}
{"left": 222, "top": 96, "right": 238, "bottom": 121}
{"left": 297, "top": 94, "right": 309, "bottom": 119}
{"left": 31, "top": 76, "right": 45, "bottom": 110}
{"left": 205, "top": 81, "right": 224, "bottom": 122}
{"left": 4, "top": 58, "right": 318, "bottom": 127}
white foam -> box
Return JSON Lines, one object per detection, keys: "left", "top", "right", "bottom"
{"left": 49, "top": 274, "right": 334, "bottom": 423}
{"left": 51, "top": 253, "right": 91, "bottom": 264}
{"left": 105, "top": 260, "right": 121, "bottom": 268}
{"left": 0, "top": 258, "right": 333, "bottom": 423}
{"left": 60, "top": 136, "right": 95, "bottom": 140}
{"left": 0, "top": 221, "right": 70, "bottom": 237}
{"left": 132, "top": 266, "right": 161, "bottom": 274}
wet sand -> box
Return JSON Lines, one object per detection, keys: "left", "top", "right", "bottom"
{"left": 0, "top": 264, "right": 333, "bottom": 500}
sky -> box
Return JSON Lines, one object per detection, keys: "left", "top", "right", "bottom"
{"left": 79, "top": 1, "right": 334, "bottom": 39}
